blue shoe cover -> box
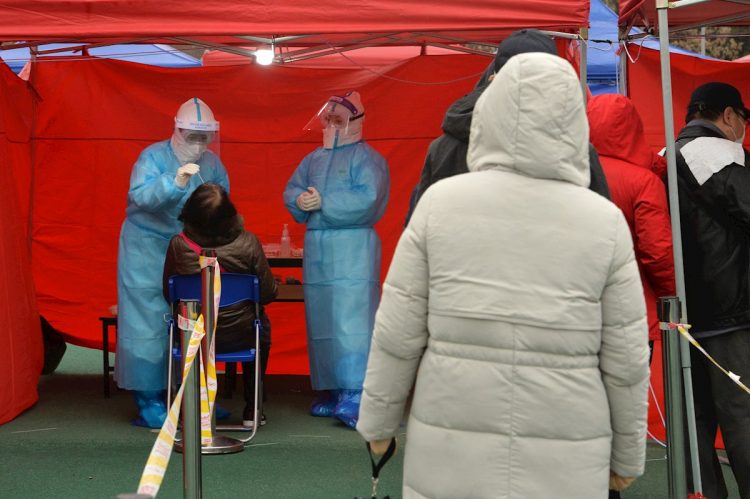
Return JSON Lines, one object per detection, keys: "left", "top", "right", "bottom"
{"left": 132, "top": 391, "right": 167, "bottom": 429}
{"left": 310, "top": 391, "right": 338, "bottom": 417}
{"left": 214, "top": 404, "right": 230, "bottom": 420}
{"left": 333, "top": 389, "right": 361, "bottom": 429}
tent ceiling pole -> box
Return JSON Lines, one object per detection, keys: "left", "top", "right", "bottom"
{"left": 280, "top": 40, "right": 400, "bottom": 63}
{"left": 276, "top": 32, "right": 404, "bottom": 60}
{"left": 424, "top": 42, "right": 494, "bottom": 57}
{"left": 279, "top": 34, "right": 422, "bottom": 63}
{"left": 235, "top": 35, "right": 273, "bottom": 44}
{"left": 671, "top": 0, "right": 711, "bottom": 6}
{"left": 1, "top": 39, "right": 109, "bottom": 50}
{"left": 236, "top": 35, "right": 309, "bottom": 46}
{"left": 411, "top": 31, "right": 497, "bottom": 49}
{"left": 168, "top": 37, "right": 257, "bottom": 58}
{"left": 35, "top": 38, "right": 151, "bottom": 56}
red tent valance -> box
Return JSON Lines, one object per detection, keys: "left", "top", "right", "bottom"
{"left": 0, "top": 0, "right": 589, "bottom": 44}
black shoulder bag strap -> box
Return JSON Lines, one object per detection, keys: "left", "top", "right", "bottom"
{"left": 356, "top": 439, "right": 397, "bottom": 499}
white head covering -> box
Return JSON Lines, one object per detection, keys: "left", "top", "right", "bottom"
{"left": 322, "top": 91, "right": 365, "bottom": 149}
{"left": 171, "top": 97, "right": 219, "bottom": 163}
{"left": 467, "top": 53, "right": 590, "bottom": 188}
{"left": 174, "top": 97, "right": 219, "bottom": 131}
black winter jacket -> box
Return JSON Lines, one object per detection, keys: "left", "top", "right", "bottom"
{"left": 405, "top": 86, "right": 610, "bottom": 225}
{"left": 676, "top": 122, "right": 750, "bottom": 336}
{"left": 163, "top": 217, "right": 278, "bottom": 352}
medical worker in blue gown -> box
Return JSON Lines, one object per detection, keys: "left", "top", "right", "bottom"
{"left": 283, "top": 91, "right": 390, "bottom": 429}
{"left": 116, "top": 97, "right": 230, "bottom": 428}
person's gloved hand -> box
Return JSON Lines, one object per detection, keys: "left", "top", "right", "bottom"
{"left": 369, "top": 437, "right": 397, "bottom": 456}
{"left": 305, "top": 187, "right": 322, "bottom": 211}
{"left": 296, "top": 186, "right": 322, "bottom": 211}
{"left": 175, "top": 163, "right": 200, "bottom": 188}
{"left": 609, "top": 472, "right": 636, "bottom": 491}
{"left": 296, "top": 192, "right": 312, "bottom": 211}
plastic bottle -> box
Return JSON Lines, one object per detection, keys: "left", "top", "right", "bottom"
{"left": 280, "top": 223, "right": 291, "bottom": 257}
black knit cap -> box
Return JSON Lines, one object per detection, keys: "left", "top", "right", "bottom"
{"left": 492, "top": 29, "right": 558, "bottom": 74}
{"left": 686, "top": 82, "right": 749, "bottom": 124}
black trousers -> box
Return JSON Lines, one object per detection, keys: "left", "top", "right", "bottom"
{"left": 687, "top": 329, "right": 750, "bottom": 499}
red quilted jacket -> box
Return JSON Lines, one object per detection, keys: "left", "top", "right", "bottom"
{"left": 588, "top": 94, "right": 676, "bottom": 341}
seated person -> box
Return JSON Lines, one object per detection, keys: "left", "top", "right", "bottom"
{"left": 163, "top": 182, "right": 278, "bottom": 426}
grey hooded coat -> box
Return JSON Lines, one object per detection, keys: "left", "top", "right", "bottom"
{"left": 357, "top": 53, "right": 649, "bottom": 499}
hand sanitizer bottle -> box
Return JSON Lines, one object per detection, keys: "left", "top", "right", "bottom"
{"left": 280, "top": 223, "right": 291, "bottom": 257}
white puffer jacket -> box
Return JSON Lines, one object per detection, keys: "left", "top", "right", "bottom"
{"left": 357, "top": 53, "right": 649, "bottom": 499}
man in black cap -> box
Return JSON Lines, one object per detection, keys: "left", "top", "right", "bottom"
{"left": 675, "top": 81, "right": 750, "bottom": 499}
{"left": 403, "top": 28, "right": 610, "bottom": 225}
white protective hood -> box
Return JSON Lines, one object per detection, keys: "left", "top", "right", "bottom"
{"left": 467, "top": 52, "right": 590, "bottom": 188}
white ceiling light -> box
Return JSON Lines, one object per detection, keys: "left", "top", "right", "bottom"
{"left": 255, "top": 47, "right": 274, "bottom": 65}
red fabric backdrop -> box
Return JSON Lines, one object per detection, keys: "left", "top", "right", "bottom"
{"left": 0, "top": 63, "right": 42, "bottom": 424}
{"left": 628, "top": 47, "right": 750, "bottom": 151}
{"left": 27, "top": 54, "right": 489, "bottom": 374}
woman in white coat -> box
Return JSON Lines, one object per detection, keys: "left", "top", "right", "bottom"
{"left": 357, "top": 53, "right": 650, "bottom": 498}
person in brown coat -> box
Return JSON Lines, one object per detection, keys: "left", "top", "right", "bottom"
{"left": 163, "top": 182, "right": 278, "bottom": 426}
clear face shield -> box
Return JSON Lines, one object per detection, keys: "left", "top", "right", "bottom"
{"left": 304, "top": 101, "right": 352, "bottom": 135}
{"left": 172, "top": 125, "right": 221, "bottom": 165}
{"left": 303, "top": 98, "right": 364, "bottom": 149}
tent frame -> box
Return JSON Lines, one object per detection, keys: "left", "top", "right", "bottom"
{"left": 2, "top": 28, "right": 587, "bottom": 67}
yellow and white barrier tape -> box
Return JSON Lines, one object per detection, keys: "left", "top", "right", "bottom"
{"left": 669, "top": 322, "right": 750, "bottom": 395}
{"left": 137, "top": 257, "right": 221, "bottom": 497}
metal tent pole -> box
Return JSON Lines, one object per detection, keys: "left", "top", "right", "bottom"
{"left": 618, "top": 28, "right": 628, "bottom": 96}
{"left": 656, "top": 1, "right": 703, "bottom": 496}
{"left": 179, "top": 300, "right": 202, "bottom": 498}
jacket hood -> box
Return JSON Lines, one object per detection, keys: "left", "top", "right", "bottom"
{"left": 588, "top": 94, "right": 664, "bottom": 172}
{"left": 441, "top": 87, "right": 484, "bottom": 142}
{"left": 467, "top": 53, "right": 589, "bottom": 187}
{"left": 443, "top": 30, "right": 559, "bottom": 143}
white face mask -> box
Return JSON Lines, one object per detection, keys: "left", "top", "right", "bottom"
{"left": 323, "top": 126, "right": 340, "bottom": 149}
{"left": 322, "top": 119, "right": 363, "bottom": 149}
{"left": 736, "top": 124, "right": 746, "bottom": 145}
{"left": 729, "top": 110, "right": 747, "bottom": 144}
{"left": 171, "top": 130, "right": 207, "bottom": 163}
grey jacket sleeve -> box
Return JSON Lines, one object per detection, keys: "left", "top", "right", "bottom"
{"left": 600, "top": 212, "right": 650, "bottom": 477}
{"left": 357, "top": 189, "right": 432, "bottom": 441}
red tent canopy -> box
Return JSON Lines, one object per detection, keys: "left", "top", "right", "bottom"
{"left": 0, "top": 0, "right": 589, "bottom": 45}
{"left": 619, "top": 0, "right": 750, "bottom": 31}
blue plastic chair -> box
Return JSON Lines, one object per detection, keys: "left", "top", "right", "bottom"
{"left": 166, "top": 272, "right": 263, "bottom": 436}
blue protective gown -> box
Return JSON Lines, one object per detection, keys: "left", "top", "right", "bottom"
{"left": 115, "top": 140, "right": 229, "bottom": 391}
{"left": 283, "top": 141, "right": 389, "bottom": 391}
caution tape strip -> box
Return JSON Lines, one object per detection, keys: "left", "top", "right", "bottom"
{"left": 668, "top": 322, "right": 750, "bottom": 395}
{"left": 136, "top": 257, "right": 221, "bottom": 497}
